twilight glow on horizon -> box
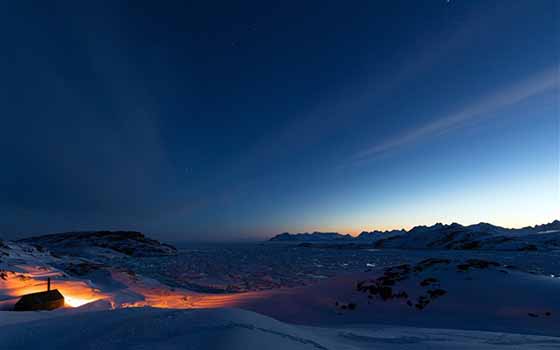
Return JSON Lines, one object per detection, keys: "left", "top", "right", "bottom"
{"left": 0, "top": 1, "right": 558, "bottom": 241}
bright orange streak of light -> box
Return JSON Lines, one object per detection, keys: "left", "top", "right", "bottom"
{"left": 117, "top": 288, "right": 271, "bottom": 310}
{"left": 109, "top": 271, "right": 271, "bottom": 310}
{"left": 110, "top": 271, "right": 196, "bottom": 309}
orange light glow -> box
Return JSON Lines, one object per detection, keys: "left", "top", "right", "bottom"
{"left": 1, "top": 265, "right": 280, "bottom": 312}
{"left": 109, "top": 270, "right": 271, "bottom": 310}
{"left": 64, "top": 295, "right": 100, "bottom": 308}
{"left": 0, "top": 266, "right": 108, "bottom": 308}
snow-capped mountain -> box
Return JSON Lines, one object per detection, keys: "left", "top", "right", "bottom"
{"left": 270, "top": 220, "right": 560, "bottom": 251}
{"left": 376, "top": 221, "right": 560, "bottom": 250}
{"left": 356, "top": 229, "right": 407, "bottom": 242}
{"left": 270, "top": 231, "right": 354, "bottom": 242}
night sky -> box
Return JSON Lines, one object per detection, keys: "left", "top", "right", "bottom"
{"left": 0, "top": 1, "right": 558, "bottom": 241}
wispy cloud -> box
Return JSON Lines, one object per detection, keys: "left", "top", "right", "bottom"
{"left": 352, "top": 66, "right": 559, "bottom": 162}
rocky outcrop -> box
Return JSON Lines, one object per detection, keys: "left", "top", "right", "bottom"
{"left": 19, "top": 231, "right": 177, "bottom": 258}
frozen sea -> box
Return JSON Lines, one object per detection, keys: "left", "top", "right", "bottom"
{"left": 115, "top": 242, "right": 560, "bottom": 294}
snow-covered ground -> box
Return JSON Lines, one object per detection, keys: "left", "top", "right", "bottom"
{"left": 2, "top": 230, "right": 560, "bottom": 349}
{"left": 2, "top": 306, "right": 560, "bottom": 350}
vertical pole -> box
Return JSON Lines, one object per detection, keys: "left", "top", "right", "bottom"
{"left": 47, "top": 277, "right": 51, "bottom": 291}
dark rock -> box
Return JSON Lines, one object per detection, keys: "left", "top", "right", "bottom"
{"left": 456, "top": 259, "right": 500, "bottom": 271}
{"left": 65, "top": 262, "right": 105, "bottom": 276}
{"left": 518, "top": 244, "right": 538, "bottom": 251}
{"left": 427, "top": 288, "right": 447, "bottom": 299}
{"left": 414, "top": 258, "right": 451, "bottom": 272}
{"left": 419, "top": 277, "right": 438, "bottom": 287}
{"left": 458, "top": 241, "right": 481, "bottom": 250}
{"left": 415, "top": 296, "right": 430, "bottom": 310}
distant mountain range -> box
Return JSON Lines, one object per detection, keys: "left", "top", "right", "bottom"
{"left": 269, "top": 220, "right": 560, "bottom": 251}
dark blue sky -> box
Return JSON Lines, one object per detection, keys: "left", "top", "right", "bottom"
{"left": 0, "top": 1, "right": 558, "bottom": 241}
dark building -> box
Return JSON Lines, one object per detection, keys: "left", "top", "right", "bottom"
{"left": 14, "top": 278, "right": 65, "bottom": 311}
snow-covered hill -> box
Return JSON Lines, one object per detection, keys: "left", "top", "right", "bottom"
{"left": 18, "top": 231, "right": 177, "bottom": 258}
{"left": 224, "top": 256, "right": 560, "bottom": 337}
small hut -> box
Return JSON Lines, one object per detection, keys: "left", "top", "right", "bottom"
{"left": 14, "top": 278, "right": 65, "bottom": 311}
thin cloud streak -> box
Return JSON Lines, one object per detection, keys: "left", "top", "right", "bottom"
{"left": 352, "top": 66, "right": 560, "bottom": 162}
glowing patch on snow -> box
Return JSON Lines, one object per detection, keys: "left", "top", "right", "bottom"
{"left": 1, "top": 265, "right": 108, "bottom": 308}
{"left": 64, "top": 295, "right": 98, "bottom": 308}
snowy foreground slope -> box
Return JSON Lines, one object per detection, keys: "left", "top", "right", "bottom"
{"left": 1, "top": 306, "right": 560, "bottom": 350}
